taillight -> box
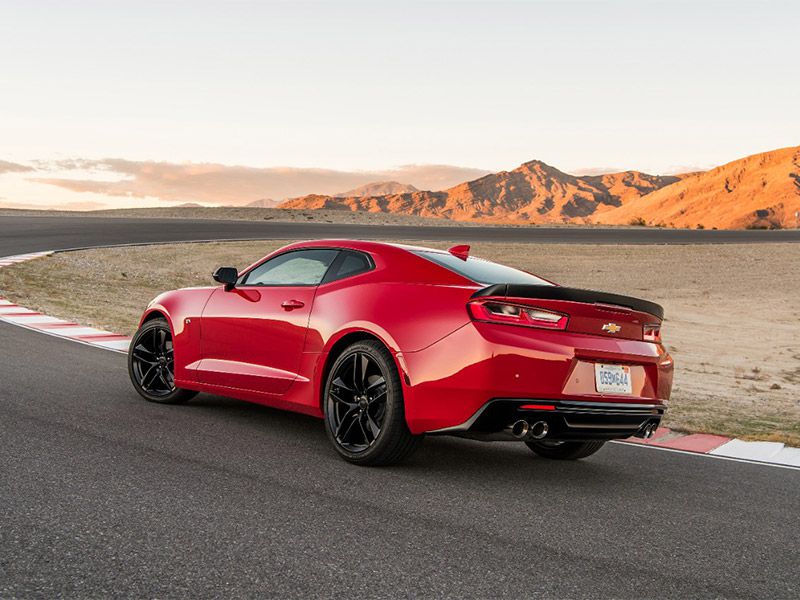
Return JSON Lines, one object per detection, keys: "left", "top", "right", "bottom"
{"left": 643, "top": 323, "right": 661, "bottom": 342}
{"left": 468, "top": 300, "right": 568, "bottom": 330}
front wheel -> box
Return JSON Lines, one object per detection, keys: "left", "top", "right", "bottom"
{"left": 324, "top": 340, "right": 422, "bottom": 466}
{"left": 526, "top": 440, "right": 606, "bottom": 460}
{"left": 128, "top": 317, "right": 197, "bottom": 404}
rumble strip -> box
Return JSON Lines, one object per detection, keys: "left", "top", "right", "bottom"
{"left": 0, "top": 252, "right": 131, "bottom": 353}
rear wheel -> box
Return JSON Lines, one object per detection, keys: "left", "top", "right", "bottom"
{"left": 526, "top": 439, "right": 606, "bottom": 460}
{"left": 324, "top": 340, "right": 422, "bottom": 466}
{"left": 128, "top": 317, "right": 197, "bottom": 404}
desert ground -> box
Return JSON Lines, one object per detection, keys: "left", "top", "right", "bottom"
{"left": 1, "top": 241, "right": 798, "bottom": 445}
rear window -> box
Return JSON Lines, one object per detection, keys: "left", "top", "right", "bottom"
{"left": 323, "top": 250, "right": 373, "bottom": 283}
{"left": 413, "top": 250, "right": 552, "bottom": 286}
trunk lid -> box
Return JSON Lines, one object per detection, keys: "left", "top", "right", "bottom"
{"left": 470, "top": 284, "right": 663, "bottom": 341}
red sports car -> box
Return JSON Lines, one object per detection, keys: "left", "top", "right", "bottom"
{"left": 129, "top": 240, "right": 673, "bottom": 465}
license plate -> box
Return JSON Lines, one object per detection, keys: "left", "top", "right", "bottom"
{"left": 594, "top": 363, "right": 632, "bottom": 394}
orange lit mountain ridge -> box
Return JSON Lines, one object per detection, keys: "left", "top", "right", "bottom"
{"left": 280, "top": 146, "right": 800, "bottom": 229}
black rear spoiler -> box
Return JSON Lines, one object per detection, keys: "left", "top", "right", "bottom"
{"left": 471, "top": 284, "right": 664, "bottom": 320}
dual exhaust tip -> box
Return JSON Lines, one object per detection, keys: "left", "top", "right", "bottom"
{"left": 641, "top": 422, "right": 658, "bottom": 439}
{"left": 508, "top": 419, "right": 549, "bottom": 441}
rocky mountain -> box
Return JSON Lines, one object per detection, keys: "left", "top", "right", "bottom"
{"left": 334, "top": 181, "right": 418, "bottom": 198}
{"left": 279, "top": 146, "right": 800, "bottom": 229}
{"left": 281, "top": 160, "right": 679, "bottom": 223}
{"left": 596, "top": 146, "right": 800, "bottom": 229}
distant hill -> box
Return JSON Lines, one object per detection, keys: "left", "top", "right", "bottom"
{"left": 281, "top": 160, "right": 680, "bottom": 223}
{"left": 334, "top": 181, "right": 418, "bottom": 198}
{"left": 597, "top": 146, "right": 800, "bottom": 229}
{"left": 245, "top": 198, "right": 279, "bottom": 208}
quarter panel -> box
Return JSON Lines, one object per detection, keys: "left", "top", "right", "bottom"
{"left": 308, "top": 280, "right": 475, "bottom": 355}
{"left": 140, "top": 287, "right": 215, "bottom": 384}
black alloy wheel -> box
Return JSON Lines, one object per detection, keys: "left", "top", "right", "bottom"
{"left": 128, "top": 317, "right": 196, "bottom": 404}
{"left": 328, "top": 351, "right": 387, "bottom": 451}
{"left": 324, "top": 340, "right": 422, "bottom": 465}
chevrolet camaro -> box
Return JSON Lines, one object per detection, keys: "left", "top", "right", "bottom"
{"left": 128, "top": 240, "right": 673, "bottom": 465}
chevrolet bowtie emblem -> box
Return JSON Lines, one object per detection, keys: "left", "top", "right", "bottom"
{"left": 602, "top": 323, "right": 622, "bottom": 334}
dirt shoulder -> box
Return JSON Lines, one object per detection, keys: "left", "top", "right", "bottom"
{"left": 1, "top": 241, "right": 798, "bottom": 445}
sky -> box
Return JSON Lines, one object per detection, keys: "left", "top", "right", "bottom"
{"left": 1, "top": 0, "right": 798, "bottom": 208}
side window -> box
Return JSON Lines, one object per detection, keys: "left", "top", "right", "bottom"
{"left": 241, "top": 249, "right": 339, "bottom": 286}
{"left": 323, "top": 250, "right": 373, "bottom": 283}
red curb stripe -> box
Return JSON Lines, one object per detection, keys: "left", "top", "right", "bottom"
{"left": 76, "top": 333, "right": 130, "bottom": 342}
{"left": 33, "top": 322, "right": 82, "bottom": 329}
{"left": 625, "top": 427, "right": 732, "bottom": 454}
{"left": 73, "top": 333, "right": 130, "bottom": 341}
{"left": 650, "top": 434, "right": 732, "bottom": 453}
{"left": 648, "top": 426, "right": 672, "bottom": 440}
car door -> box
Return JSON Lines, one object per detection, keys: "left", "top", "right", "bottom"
{"left": 197, "top": 248, "right": 340, "bottom": 395}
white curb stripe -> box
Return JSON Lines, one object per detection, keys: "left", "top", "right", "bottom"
{"left": 710, "top": 439, "right": 800, "bottom": 467}
{"left": 46, "top": 326, "right": 116, "bottom": 337}
{"left": 92, "top": 339, "right": 132, "bottom": 351}
{"left": 1, "top": 315, "right": 66, "bottom": 325}
{"left": 0, "top": 306, "right": 40, "bottom": 315}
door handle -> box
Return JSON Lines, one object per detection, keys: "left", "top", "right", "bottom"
{"left": 281, "top": 299, "right": 305, "bottom": 310}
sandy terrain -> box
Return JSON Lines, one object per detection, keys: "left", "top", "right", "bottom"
{"left": 1, "top": 241, "right": 798, "bottom": 445}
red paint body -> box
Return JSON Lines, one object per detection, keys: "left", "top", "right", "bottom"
{"left": 140, "top": 240, "right": 673, "bottom": 435}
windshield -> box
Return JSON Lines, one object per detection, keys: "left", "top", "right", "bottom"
{"left": 413, "top": 250, "right": 553, "bottom": 286}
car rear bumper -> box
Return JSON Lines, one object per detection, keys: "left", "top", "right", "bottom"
{"left": 426, "top": 398, "right": 665, "bottom": 441}
{"left": 399, "top": 321, "right": 673, "bottom": 435}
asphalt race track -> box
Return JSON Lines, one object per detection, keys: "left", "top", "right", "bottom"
{"left": 1, "top": 215, "right": 799, "bottom": 598}
{"left": 2, "top": 214, "right": 800, "bottom": 256}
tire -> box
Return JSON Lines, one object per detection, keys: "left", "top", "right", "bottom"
{"left": 324, "top": 340, "right": 422, "bottom": 466}
{"left": 525, "top": 440, "right": 606, "bottom": 460}
{"left": 128, "top": 317, "right": 197, "bottom": 404}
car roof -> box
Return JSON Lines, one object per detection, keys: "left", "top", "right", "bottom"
{"left": 275, "top": 239, "right": 449, "bottom": 256}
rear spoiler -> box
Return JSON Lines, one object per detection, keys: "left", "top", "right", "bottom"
{"left": 471, "top": 284, "right": 664, "bottom": 320}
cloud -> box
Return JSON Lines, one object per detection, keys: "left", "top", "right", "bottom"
{"left": 0, "top": 160, "right": 34, "bottom": 175}
{"left": 660, "top": 164, "right": 710, "bottom": 176}
{"left": 0, "top": 200, "right": 109, "bottom": 211}
{"left": 30, "top": 158, "right": 490, "bottom": 205}
{"left": 569, "top": 164, "right": 709, "bottom": 177}
{"left": 567, "top": 166, "right": 627, "bottom": 176}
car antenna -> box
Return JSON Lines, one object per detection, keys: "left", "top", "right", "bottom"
{"left": 448, "top": 244, "right": 470, "bottom": 260}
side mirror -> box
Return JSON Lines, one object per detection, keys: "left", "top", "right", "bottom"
{"left": 213, "top": 266, "right": 238, "bottom": 290}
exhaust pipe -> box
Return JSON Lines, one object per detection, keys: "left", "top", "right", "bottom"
{"left": 506, "top": 420, "right": 550, "bottom": 441}
{"left": 529, "top": 421, "right": 549, "bottom": 440}
{"left": 508, "top": 420, "right": 530, "bottom": 439}
{"left": 640, "top": 422, "right": 658, "bottom": 439}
